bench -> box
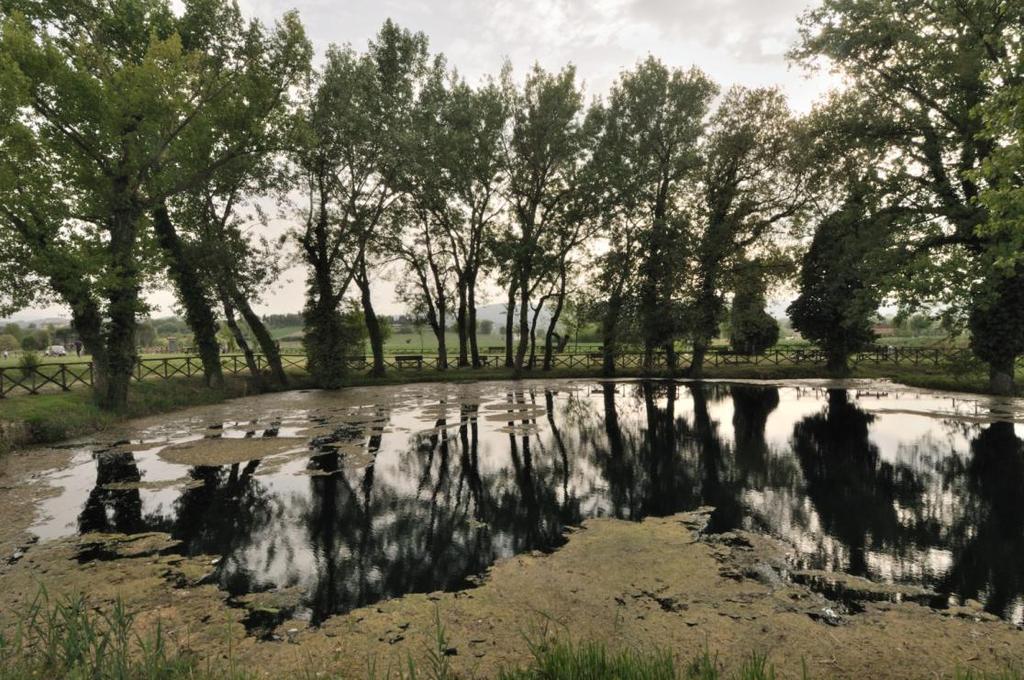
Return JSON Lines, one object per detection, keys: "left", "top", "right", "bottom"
{"left": 394, "top": 354, "right": 424, "bottom": 369}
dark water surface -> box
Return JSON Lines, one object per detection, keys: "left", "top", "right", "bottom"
{"left": 29, "top": 380, "right": 1024, "bottom": 625}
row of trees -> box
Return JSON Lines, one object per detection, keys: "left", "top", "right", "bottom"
{"left": 292, "top": 22, "right": 814, "bottom": 385}
{"left": 2, "top": 0, "right": 1023, "bottom": 408}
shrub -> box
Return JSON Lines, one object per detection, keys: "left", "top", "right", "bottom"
{"left": 18, "top": 352, "right": 41, "bottom": 378}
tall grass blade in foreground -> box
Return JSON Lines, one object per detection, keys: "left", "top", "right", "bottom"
{"left": 0, "top": 588, "right": 241, "bottom": 679}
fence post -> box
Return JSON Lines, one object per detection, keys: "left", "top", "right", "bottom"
{"left": 60, "top": 365, "right": 68, "bottom": 391}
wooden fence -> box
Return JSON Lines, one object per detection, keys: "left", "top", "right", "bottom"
{"left": 0, "top": 346, "right": 994, "bottom": 399}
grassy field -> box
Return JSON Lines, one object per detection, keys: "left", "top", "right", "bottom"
{"left": 0, "top": 352, "right": 197, "bottom": 369}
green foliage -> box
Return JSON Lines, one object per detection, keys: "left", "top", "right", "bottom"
{"left": 0, "top": 333, "right": 17, "bottom": 352}
{"left": 788, "top": 191, "right": 887, "bottom": 372}
{"left": 729, "top": 273, "right": 779, "bottom": 355}
{"left": 0, "top": 0, "right": 310, "bottom": 408}
{"left": 794, "top": 0, "right": 1024, "bottom": 387}
{"left": 18, "top": 335, "right": 35, "bottom": 352}
{"left": 136, "top": 322, "right": 158, "bottom": 349}
{"left": 968, "top": 264, "right": 1024, "bottom": 388}
{"left": 0, "top": 588, "right": 249, "bottom": 680}
{"left": 17, "top": 350, "right": 40, "bottom": 376}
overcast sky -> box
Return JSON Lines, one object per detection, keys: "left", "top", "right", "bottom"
{"left": 13, "top": 0, "right": 833, "bottom": 323}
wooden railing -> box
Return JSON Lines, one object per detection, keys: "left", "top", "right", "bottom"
{"left": 0, "top": 347, "right": 997, "bottom": 399}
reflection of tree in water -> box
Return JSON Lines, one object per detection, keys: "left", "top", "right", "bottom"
{"left": 939, "top": 421, "right": 1024, "bottom": 619}
{"left": 294, "top": 391, "right": 586, "bottom": 622}
{"left": 171, "top": 461, "right": 280, "bottom": 594}
{"left": 72, "top": 384, "right": 1024, "bottom": 625}
{"left": 77, "top": 448, "right": 283, "bottom": 595}
{"left": 730, "top": 385, "right": 780, "bottom": 485}
{"left": 790, "top": 389, "right": 930, "bottom": 576}
{"left": 78, "top": 451, "right": 145, "bottom": 534}
{"left": 695, "top": 384, "right": 787, "bottom": 532}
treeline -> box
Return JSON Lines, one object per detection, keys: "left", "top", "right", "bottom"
{"left": 1, "top": 0, "right": 1023, "bottom": 408}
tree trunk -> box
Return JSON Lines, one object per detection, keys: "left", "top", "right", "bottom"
{"left": 826, "top": 349, "right": 850, "bottom": 376}
{"left": 221, "top": 295, "right": 261, "bottom": 385}
{"left": 434, "top": 307, "right": 448, "bottom": 371}
{"left": 989, "top": 356, "right": 1015, "bottom": 396}
{"left": 602, "top": 289, "right": 622, "bottom": 377}
{"left": 688, "top": 302, "right": 715, "bottom": 377}
{"left": 689, "top": 260, "right": 723, "bottom": 377}
{"left": 303, "top": 251, "right": 347, "bottom": 389}
{"left": 514, "top": 272, "right": 531, "bottom": 372}
{"left": 504, "top": 281, "right": 516, "bottom": 368}
{"left": 355, "top": 256, "right": 385, "bottom": 377}
{"left": 66, "top": 295, "right": 109, "bottom": 400}
{"left": 690, "top": 341, "right": 708, "bottom": 378}
{"left": 643, "top": 338, "right": 657, "bottom": 374}
{"left": 528, "top": 296, "right": 547, "bottom": 370}
{"left": 664, "top": 342, "right": 677, "bottom": 373}
{"left": 543, "top": 271, "right": 567, "bottom": 371}
{"left": 230, "top": 287, "right": 288, "bottom": 387}
{"left": 468, "top": 279, "right": 482, "bottom": 368}
{"left": 101, "top": 198, "right": 144, "bottom": 410}
{"left": 456, "top": 283, "right": 469, "bottom": 367}
{"left": 152, "top": 204, "right": 223, "bottom": 388}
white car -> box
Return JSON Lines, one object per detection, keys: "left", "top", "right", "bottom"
{"left": 46, "top": 345, "right": 68, "bottom": 357}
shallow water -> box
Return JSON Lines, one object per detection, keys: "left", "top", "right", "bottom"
{"left": 26, "top": 380, "right": 1024, "bottom": 625}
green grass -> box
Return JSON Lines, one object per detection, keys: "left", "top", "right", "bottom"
{"left": 268, "top": 325, "right": 304, "bottom": 341}
{"left": 2, "top": 593, "right": 1021, "bottom": 680}
{"left": 497, "top": 639, "right": 683, "bottom": 680}
{"left": 0, "top": 352, "right": 197, "bottom": 369}
{"left": 0, "top": 589, "right": 248, "bottom": 680}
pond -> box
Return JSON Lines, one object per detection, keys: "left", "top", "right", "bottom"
{"left": 28, "top": 380, "right": 1024, "bottom": 626}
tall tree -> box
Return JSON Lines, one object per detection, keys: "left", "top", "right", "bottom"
{"left": 293, "top": 21, "right": 426, "bottom": 383}
{"left": 0, "top": 0, "right": 309, "bottom": 407}
{"left": 502, "top": 64, "right": 585, "bottom": 372}
{"left": 688, "top": 87, "right": 809, "bottom": 375}
{"left": 587, "top": 58, "right": 717, "bottom": 373}
{"left": 788, "top": 188, "right": 892, "bottom": 374}
{"left": 728, "top": 260, "right": 780, "bottom": 356}
{"left": 794, "top": 0, "right": 1024, "bottom": 392}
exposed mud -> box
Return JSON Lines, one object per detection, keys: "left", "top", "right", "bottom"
{"left": 157, "top": 437, "right": 308, "bottom": 467}
{"left": 0, "top": 506, "right": 1021, "bottom": 678}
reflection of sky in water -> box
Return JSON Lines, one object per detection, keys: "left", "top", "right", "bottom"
{"left": 26, "top": 380, "right": 1024, "bottom": 625}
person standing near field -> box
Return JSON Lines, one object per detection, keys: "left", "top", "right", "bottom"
{"left": 75, "top": 340, "right": 82, "bottom": 357}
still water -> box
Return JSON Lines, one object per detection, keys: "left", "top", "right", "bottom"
{"left": 29, "top": 380, "right": 1024, "bottom": 625}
